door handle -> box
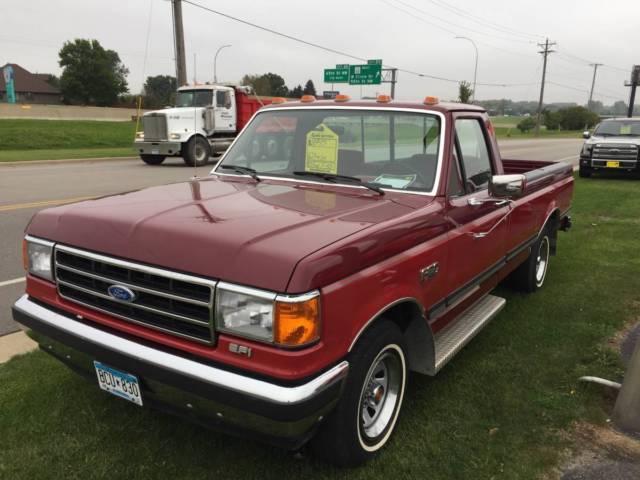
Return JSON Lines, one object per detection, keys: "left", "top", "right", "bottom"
{"left": 468, "top": 197, "right": 511, "bottom": 207}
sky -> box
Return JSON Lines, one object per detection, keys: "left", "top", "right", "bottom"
{"left": 2, "top": 0, "right": 637, "bottom": 104}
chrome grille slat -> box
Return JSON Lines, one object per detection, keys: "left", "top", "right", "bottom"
{"left": 54, "top": 245, "right": 216, "bottom": 344}
{"left": 592, "top": 144, "right": 639, "bottom": 162}
{"left": 142, "top": 113, "right": 168, "bottom": 141}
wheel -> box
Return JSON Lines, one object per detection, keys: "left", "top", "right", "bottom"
{"left": 311, "top": 321, "right": 407, "bottom": 467}
{"left": 140, "top": 154, "right": 166, "bottom": 165}
{"left": 183, "top": 136, "right": 210, "bottom": 167}
{"left": 579, "top": 166, "right": 592, "bottom": 178}
{"left": 510, "top": 226, "right": 552, "bottom": 293}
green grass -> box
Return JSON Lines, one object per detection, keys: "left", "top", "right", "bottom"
{"left": 0, "top": 119, "right": 135, "bottom": 151}
{"left": 490, "top": 116, "right": 582, "bottom": 139}
{"left": 2, "top": 176, "right": 639, "bottom": 478}
{"left": 0, "top": 147, "right": 137, "bottom": 162}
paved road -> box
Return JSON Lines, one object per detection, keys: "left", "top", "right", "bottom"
{"left": 0, "top": 138, "right": 582, "bottom": 335}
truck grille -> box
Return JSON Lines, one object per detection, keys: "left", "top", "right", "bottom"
{"left": 54, "top": 245, "right": 216, "bottom": 344}
{"left": 592, "top": 144, "right": 639, "bottom": 162}
{"left": 142, "top": 113, "right": 168, "bottom": 141}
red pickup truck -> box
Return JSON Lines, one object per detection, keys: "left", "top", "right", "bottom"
{"left": 13, "top": 96, "right": 573, "bottom": 466}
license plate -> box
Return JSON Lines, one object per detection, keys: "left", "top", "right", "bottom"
{"left": 151, "top": 148, "right": 160, "bottom": 155}
{"left": 606, "top": 161, "right": 620, "bottom": 168}
{"left": 94, "top": 361, "right": 143, "bottom": 406}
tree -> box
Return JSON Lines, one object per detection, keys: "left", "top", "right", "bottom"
{"left": 45, "top": 74, "right": 60, "bottom": 89}
{"left": 143, "top": 75, "right": 177, "bottom": 108}
{"left": 458, "top": 81, "right": 473, "bottom": 104}
{"left": 556, "top": 106, "right": 599, "bottom": 130}
{"left": 542, "top": 109, "right": 561, "bottom": 130}
{"left": 612, "top": 100, "right": 628, "bottom": 116}
{"left": 303, "top": 79, "right": 317, "bottom": 96}
{"left": 241, "top": 73, "right": 288, "bottom": 96}
{"left": 58, "top": 39, "right": 128, "bottom": 106}
{"left": 517, "top": 117, "right": 536, "bottom": 133}
{"left": 289, "top": 84, "right": 303, "bottom": 98}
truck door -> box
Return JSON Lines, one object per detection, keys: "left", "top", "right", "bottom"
{"left": 444, "top": 115, "right": 508, "bottom": 307}
{"left": 214, "top": 89, "right": 236, "bottom": 133}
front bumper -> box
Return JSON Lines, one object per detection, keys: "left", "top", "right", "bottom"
{"left": 134, "top": 140, "right": 182, "bottom": 156}
{"left": 12, "top": 295, "right": 348, "bottom": 449}
{"left": 580, "top": 156, "right": 639, "bottom": 172}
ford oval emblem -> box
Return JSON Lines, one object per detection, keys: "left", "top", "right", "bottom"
{"left": 107, "top": 285, "right": 137, "bottom": 302}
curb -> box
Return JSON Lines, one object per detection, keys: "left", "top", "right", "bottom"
{"left": 0, "top": 330, "right": 37, "bottom": 364}
{"left": 0, "top": 156, "right": 138, "bottom": 167}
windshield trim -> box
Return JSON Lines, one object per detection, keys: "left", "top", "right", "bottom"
{"left": 210, "top": 106, "right": 447, "bottom": 197}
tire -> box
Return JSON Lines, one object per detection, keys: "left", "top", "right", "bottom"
{"left": 140, "top": 154, "right": 166, "bottom": 165}
{"left": 579, "top": 166, "right": 592, "bottom": 178}
{"left": 311, "top": 321, "right": 407, "bottom": 467}
{"left": 510, "top": 226, "right": 552, "bottom": 293}
{"left": 183, "top": 136, "right": 210, "bottom": 167}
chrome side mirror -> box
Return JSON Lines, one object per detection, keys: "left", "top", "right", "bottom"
{"left": 489, "top": 174, "right": 526, "bottom": 199}
{"left": 582, "top": 131, "right": 591, "bottom": 139}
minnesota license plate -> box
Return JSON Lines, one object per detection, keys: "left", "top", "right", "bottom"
{"left": 151, "top": 148, "right": 160, "bottom": 155}
{"left": 606, "top": 161, "right": 620, "bottom": 168}
{"left": 94, "top": 361, "right": 143, "bottom": 406}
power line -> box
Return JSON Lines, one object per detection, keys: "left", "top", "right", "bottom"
{"left": 181, "top": 0, "right": 534, "bottom": 88}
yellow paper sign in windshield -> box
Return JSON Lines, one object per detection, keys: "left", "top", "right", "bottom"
{"left": 620, "top": 124, "right": 632, "bottom": 135}
{"left": 305, "top": 124, "right": 338, "bottom": 174}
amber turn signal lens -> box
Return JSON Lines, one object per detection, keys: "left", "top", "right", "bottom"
{"left": 423, "top": 95, "right": 439, "bottom": 105}
{"left": 376, "top": 94, "right": 391, "bottom": 103}
{"left": 274, "top": 297, "right": 320, "bottom": 347}
{"left": 22, "top": 238, "right": 28, "bottom": 270}
{"left": 334, "top": 94, "right": 350, "bottom": 102}
{"left": 271, "top": 97, "right": 287, "bottom": 104}
{"left": 300, "top": 95, "right": 316, "bottom": 103}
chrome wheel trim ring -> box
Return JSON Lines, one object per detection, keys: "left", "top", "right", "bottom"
{"left": 194, "top": 141, "right": 207, "bottom": 162}
{"left": 356, "top": 344, "right": 406, "bottom": 452}
{"left": 535, "top": 235, "right": 550, "bottom": 287}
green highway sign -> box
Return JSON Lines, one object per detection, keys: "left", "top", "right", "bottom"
{"left": 336, "top": 64, "right": 349, "bottom": 69}
{"left": 349, "top": 64, "right": 382, "bottom": 85}
{"left": 324, "top": 67, "right": 349, "bottom": 83}
{"left": 367, "top": 59, "right": 383, "bottom": 65}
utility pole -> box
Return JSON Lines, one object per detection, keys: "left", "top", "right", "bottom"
{"left": 587, "top": 63, "right": 602, "bottom": 110}
{"left": 171, "top": 0, "right": 187, "bottom": 86}
{"left": 382, "top": 68, "right": 398, "bottom": 99}
{"left": 534, "top": 38, "right": 555, "bottom": 136}
{"left": 455, "top": 36, "right": 478, "bottom": 103}
{"left": 624, "top": 65, "right": 640, "bottom": 118}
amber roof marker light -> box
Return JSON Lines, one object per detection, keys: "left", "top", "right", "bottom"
{"left": 423, "top": 96, "right": 439, "bottom": 105}
{"left": 271, "top": 97, "right": 287, "bottom": 104}
{"left": 300, "top": 95, "right": 316, "bottom": 103}
{"left": 376, "top": 94, "right": 392, "bottom": 103}
{"left": 334, "top": 94, "right": 350, "bottom": 102}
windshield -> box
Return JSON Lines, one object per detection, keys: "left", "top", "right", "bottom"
{"left": 215, "top": 109, "right": 442, "bottom": 193}
{"left": 594, "top": 120, "right": 640, "bottom": 137}
{"left": 175, "top": 90, "right": 213, "bottom": 108}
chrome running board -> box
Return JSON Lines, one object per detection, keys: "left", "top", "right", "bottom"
{"left": 434, "top": 294, "right": 506, "bottom": 373}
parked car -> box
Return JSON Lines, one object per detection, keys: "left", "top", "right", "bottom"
{"left": 579, "top": 117, "right": 640, "bottom": 177}
{"left": 14, "top": 95, "right": 573, "bottom": 466}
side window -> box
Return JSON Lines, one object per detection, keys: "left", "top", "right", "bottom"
{"left": 216, "top": 90, "right": 230, "bottom": 108}
{"left": 455, "top": 118, "right": 492, "bottom": 192}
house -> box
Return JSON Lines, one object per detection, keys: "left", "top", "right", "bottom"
{"left": 1, "top": 63, "right": 62, "bottom": 104}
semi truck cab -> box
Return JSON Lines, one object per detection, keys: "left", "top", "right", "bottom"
{"left": 134, "top": 84, "right": 269, "bottom": 167}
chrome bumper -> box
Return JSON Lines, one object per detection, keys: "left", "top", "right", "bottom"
{"left": 134, "top": 141, "right": 182, "bottom": 156}
{"left": 12, "top": 295, "right": 348, "bottom": 448}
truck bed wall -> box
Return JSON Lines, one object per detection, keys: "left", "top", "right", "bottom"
{"left": 236, "top": 92, "right": 272, "bottom": 132}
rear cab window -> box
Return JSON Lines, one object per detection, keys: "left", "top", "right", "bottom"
{"left": 216, "top": 108, "right": 443, "bottom": 194}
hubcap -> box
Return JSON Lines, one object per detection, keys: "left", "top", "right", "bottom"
{"left": 359, "top": 350, "right": 402, "bottom": 441}
{"left": 195, "top": 144, "right": 206, "bottom": 161}
{"left": 535, "top": 236, "right": 550, "bottom": 287}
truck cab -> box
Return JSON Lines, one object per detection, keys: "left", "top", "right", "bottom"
{"left": 134, "top": 84, "right": 267, "bottom": 167}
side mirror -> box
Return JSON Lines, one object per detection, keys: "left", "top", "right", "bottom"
{"left": 582, "top": 131, "right": 591, "bottom": 139}
{"left": 489, "top": 174, "right": 526, "bottom": 199}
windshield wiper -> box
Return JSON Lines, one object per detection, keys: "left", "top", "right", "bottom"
{"left": 219, "top": 165, "right": 261, "bottom": 182}
{"left": 292, "top": 171, "right": 385, "bottom": 195}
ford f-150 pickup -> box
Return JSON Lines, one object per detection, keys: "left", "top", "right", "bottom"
{"left": 13, "top": 94, "right": 573, "bottom": 466}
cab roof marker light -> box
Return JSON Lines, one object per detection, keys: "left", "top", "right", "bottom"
{"left": 376, "top": 94, "right": 392, "bottom": 103}
{"left": 271, "top": 97, "right": 287, "bottom": 104}
{"left": 300, "top": 95, "right": 316, "bottom": 103}
{"left": 334, "top": 94, "right": 350, "bottom": 102}
{"left": 423, "top": 96, "right": 439, "bottom": 105}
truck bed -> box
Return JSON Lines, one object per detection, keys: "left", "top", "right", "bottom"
{"left": 502, "top": 159, "right": 573, "bottom": 194}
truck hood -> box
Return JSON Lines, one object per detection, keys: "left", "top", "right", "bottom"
{"left": 145, "top": 107, "right": 203, "bottom": 119}
{"left": 586, "top": 136, "right": 640, "bottom": 146}
{"left": 27, "top": 177, "right": 427, "bottom": 292}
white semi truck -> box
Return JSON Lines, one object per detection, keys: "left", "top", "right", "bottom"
{"left": 134, "top": 84, "right": 271, "bottom": 166}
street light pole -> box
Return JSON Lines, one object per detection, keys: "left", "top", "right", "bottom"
{"left": 214, "top": 44, "right": 232, "bottom": 83}
{"left": 455, "top": 36, "right": 478, "bottom": 103}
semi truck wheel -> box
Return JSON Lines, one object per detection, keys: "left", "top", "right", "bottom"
{"left": 140, "top": 155, "right": 166, "bottom": 165}
{"left": 311, "top": 321, "right": 407, "bottom": 467}
{"left": 183, "top": 136, "right": 210, "bottom": 167}
{"left": 510, "top": 225, "right": 552, "bottom": 293}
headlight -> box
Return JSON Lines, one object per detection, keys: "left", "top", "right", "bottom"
{"left": 23, "top": 236, "right": 54, "bottom": 281}
{"left": 216, "top": 282, "right": 320, "bottom": 347}
{"left": 135, "top": 131, "right": 144, "bottom": 140}
{"left": 169, "top": 133, "right": 181, "bottom": 140}
{"left": 581, "top": 143, "right": 593, "bottom": 156}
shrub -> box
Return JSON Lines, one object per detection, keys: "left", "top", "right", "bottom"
{"left": 517, "top": 117, "right": 536, "bottom": 133}
{"left": 557, "top": 106, "right": 599, "bottom": 130}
